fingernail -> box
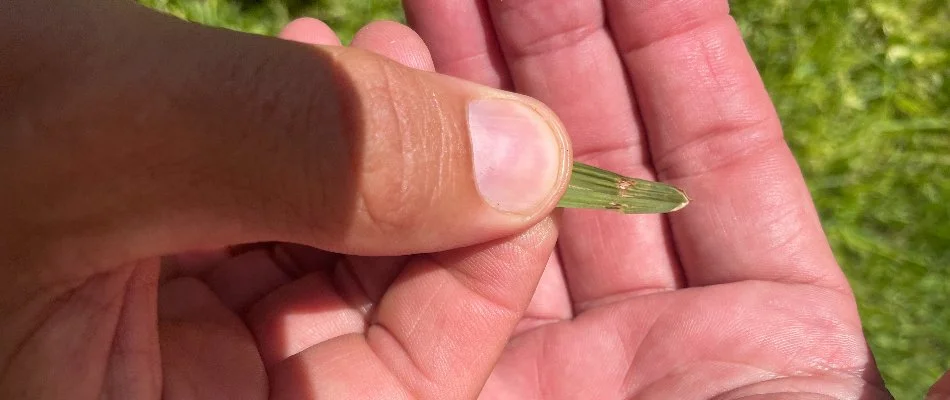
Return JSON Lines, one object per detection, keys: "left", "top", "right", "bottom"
{"left": 468, "top": 98, "right": 562, "bottom": 214}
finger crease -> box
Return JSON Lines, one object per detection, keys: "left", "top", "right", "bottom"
{"left": 617, "top": 13, "right": 733, "bottom": 57}
{"left": 574, "top": 286, "right": 676, "bottom": 314}
{"left": 652, "top": 118, "right": 783, "bottom": 181}
{"left": 505, "top": 19, "right": 605, "bottom": 59}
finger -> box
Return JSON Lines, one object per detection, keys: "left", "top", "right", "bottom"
{"left": 341, "top": 255, "right": 407, "bottom": 302}
{"left": 269, "top": 335, "right": 413, "bottom": 400}
{"left": 351, "top": 20, "right": 435, "bottom": 71}
{"left": 515, "top": 250, "right": 572, "bottom": 334}
{"left": 605, "top": 0, "right": 847, "bottom": 289}
{"left": 242, "top": 254, "right": 403, "bottom": 367}
{"left": 13, "top": 5, "right": 573, "bottom": 276}
{"left": 371, "top": 218, "right": 557, "bottom": 398}
{"left": 201, "top": 248, "right": 292, "bottom": 313}
{"left": 190, "top": 242, "right": 341, "bottom": 314}
{"left": 267, "top": 218, "right": 558, "bottom": 398}
{"left": 404, "top": 1, "right": 577, "bottom": 322}
{"left": 102, "top": 264, "right": 161, "bottom": 399}
{"left": 279, "top": 17, "right": 341, "bottom": 46}
{"left": 483, "top": 0, "right": 682, "bottom": 309}
{"left": 264, "top": 20, "right": 424, "bottom": 318}
{"left": 246, "top": 264, "right": 370, "bottom": 367}
{"left": 157, "top": 277, "right": 267, "bottom": 399}
{"left": 403, "top": 0, "right": 512, "bottom": 88}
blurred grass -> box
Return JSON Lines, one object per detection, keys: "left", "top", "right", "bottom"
{"left": 137, "top": 0, "right": 403, "bottom": 40}
{"left": 138, "top": 0, "right": 949, "bottom": 397}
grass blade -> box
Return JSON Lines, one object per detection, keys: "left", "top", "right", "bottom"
{"left": 557, "top": 162, "right": 690, "bottom": 214}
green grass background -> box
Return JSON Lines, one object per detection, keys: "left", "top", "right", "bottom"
{"left": 137, "top": 0, "right": 949, "bottom": 397}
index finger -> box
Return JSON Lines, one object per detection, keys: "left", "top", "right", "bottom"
{"left": 265, "top": 219, "right": 558, "bottom": 399}
{"left": 606, "top": 0, "right": 849, "bottom": 291}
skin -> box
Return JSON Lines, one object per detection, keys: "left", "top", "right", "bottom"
{"left": 1, "top": 2, "right": 572, "bottom": 399}
{"left": 399, "top": 1, "right": 890, "bottom": 398}
{"left": 1, "top": 1, "right": 947, "bottom": 399}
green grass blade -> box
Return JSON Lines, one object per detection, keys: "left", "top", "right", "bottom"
{"left": 557, "top": 162, "right": 689, "bottom": 214}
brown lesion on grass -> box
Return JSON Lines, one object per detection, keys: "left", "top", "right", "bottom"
{"left": 617, "top": 178, "right": 635, "bottom": 198}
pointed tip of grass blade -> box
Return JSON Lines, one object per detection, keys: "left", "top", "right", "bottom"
{"left": 557, "top": 162, "right": 690, "bottom": 214}
{"left": 667, "top": 187, "right": 691, "bottom": 212}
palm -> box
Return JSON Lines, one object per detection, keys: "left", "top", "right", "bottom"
{"left": 484, "top": 282, "right": 879, "bottom": 398}
{"left": 157, "top": 247, "right": 880, "bottom": 399}
{"left": 398, "top": 0, "right": 891, "bottom": 397}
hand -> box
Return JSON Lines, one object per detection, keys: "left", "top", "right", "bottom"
{"left": 403, "top": 0, "right": 893, "bottom": 398}
{"left": 0, "top": 3, "right": 574, "bottom": 399}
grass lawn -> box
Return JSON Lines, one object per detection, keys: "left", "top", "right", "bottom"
{"left": 138, "top": 0, "right": 950, "bottom": 397}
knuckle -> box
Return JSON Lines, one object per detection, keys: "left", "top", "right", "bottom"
{"left": 356, "top": 141, "right": 441, "bottom": 235}
{"left": 337, "top": 51, "right": 450, "bottom": 234}
{"left": 357, "top": 183, "right": 431, "bottom": 236}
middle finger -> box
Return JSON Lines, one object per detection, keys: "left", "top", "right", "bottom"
{"left": 484, "top": 0, "right": 682, "bottom": 310}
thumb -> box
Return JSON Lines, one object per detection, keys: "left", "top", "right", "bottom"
{"left": 278, "top": 46, "right": 572, "bottom": 255}
{"left": 1, "top": 4, "right": 572, "bottom": 272}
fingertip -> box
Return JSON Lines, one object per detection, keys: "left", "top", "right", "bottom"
{"left": 351, "top": 20, "right": 436, "bottom": 71}
{"left": 280, "top": 17, "right": 342, "bottom": 46}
